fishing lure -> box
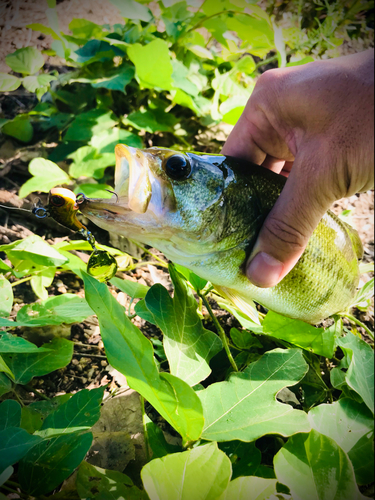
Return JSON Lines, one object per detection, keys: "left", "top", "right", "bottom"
{"left": 1, "top": 188, "right": 118, "bottom": 282}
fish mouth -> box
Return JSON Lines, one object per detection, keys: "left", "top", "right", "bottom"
{"left": 78, "top": 144, "right": 177, "bottom": 238}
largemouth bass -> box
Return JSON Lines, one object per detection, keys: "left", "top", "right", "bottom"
{"left": 78, "top": 144, "right": 362, "bottom": 324}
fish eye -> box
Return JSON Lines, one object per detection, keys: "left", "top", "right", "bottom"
{"left": 164, "top": 155, "right": 191, "bottom": 181}
{"left": 50, "top": 195, "right": 66, "bottom": 207}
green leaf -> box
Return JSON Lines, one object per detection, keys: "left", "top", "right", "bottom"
{"left": 263, "top": 311, "right": 337, "bottom": 357}
{"left": 2, "top": 115, "right": 33, "bottom": 143}
{"left": 22, "top": 74, "right": 56, "bottom": 93}
{"left": 0, "top": 427, "right": 42, "bottom": 473}
{"left": 77, "top": 461, "right": 147, "bottom": 500}
{"left": 26, "top": 23, "right": 60, "bottom": 40}
{"left": 125, "top": 108, "right": 178, "bottom": 133}
{"left": 74, "top": 183, "right": 113, "bottom": 199}
{"left": 217, "top": 476, "right": 277, "bottom": 500}
{"left": 68, "top": 145, "right": 115, "bottom": 179}
{"left": 0, "top": 333, "right": 50, "bottom": 353}
{"left": 18, "top": 158, "right": 70, "bottom": 197}
{"left": 0, "top": 276, "right": 13, "bottom": 317}
{"left": 145, "top": 415, "right": 181, "bottom": 459}
{"left": 174, "top": 263, "right": 208, "bottom": 292}
{"left": 141, "top": 442, "right": 231, "bottom": 500}
{"left": 90, "top": 127, "right": 143, "bottom": 153}
{"left": 109, "top": 0, "right": 152, "bottom": 21}
{"left": 64, "top": 109, "right": 117, "bottom": 142}
{"left": 83, "top": 273, "right": 204, "bottom": 443}
{"left": 350, "top": 278, "right": 374, "bottom": 310}
{"left": 69, "top": 18, "right": 104, "bottom": 39}
{"left": 6, "top": 47, "right": 45, "bottom": 75}
{"left": 1, "top": 235, "right": 68, "bottom": 268}
{"left": 336, "top": 332, "right": 374, "bottom": 413}
{"left": 308, "top": 398, "right": 374, "bottom": 485}
{"left": 0, "top": 373, "right": 12, "bottom": 397}
{"left": 0, "top": 355, "right": 14, "bottom": 379}
{"left": 171, "top": 60, "right": 199, "bottom": 96}
{"left": 19, "top": 432, "right": 93, "bottom": 496}
{"left": 91, "top": 66, "right": 135, "bottom": 92}
{"left": 230, "top": 328, "right": 262, "bottom": 350}
{"left": 144, "top": 266, "right": 222, "bottom": 386}
{"left": 0, "top": 400, "right": 21, "bottom": 430}
{"left": 20, "top": 407, "right": 44, "bottom": 434}
{"left": 274, "top": 429, "right": 366, "bottom": 500}
{"left": 16, "top": 294, "right": 94, "bottom": 327}
{"left": 2, "top": 338, "right": 73, "bottom": 385}
{"left": 36, "top": 386, "right": 105, "bottom": 438}
{"left": 30, "top": 266, "right": 56, "bottom": 300}
{"left": 216, "top": 301, "right": 262, "bottom": 334}
{"left": 111, "top": 276, "right": 150, "bottom": 299}
{"left": 199, "top": 348, "right": 310, "bottom": 442}
{"left": 0, "top": 73, "right": 21, "bottom": 92}
{"left": 21, "top": 395, "right": 73, "bottom": 433}
{"left": 218, "top": 440, "right": 262, "bottom": 479}
{"left": 75, "top": 40, "right": 125, "bottom": 64}
{"left": 127, "top": 39, "right": 173, "bottom": 90}
{"left": 286, "top": 56, "right": 315, "bottom": 67}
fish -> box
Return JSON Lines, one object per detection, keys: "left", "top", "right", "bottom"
{"left": 77, "top": 144, "right": 363, "bottom": 324}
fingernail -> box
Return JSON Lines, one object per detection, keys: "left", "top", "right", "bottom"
{"left": 246, "top": 252, "right": 284, "bottom": 288}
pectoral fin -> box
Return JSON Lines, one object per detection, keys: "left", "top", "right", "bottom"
{"left": 213, "top": 285, "right": 261, "bottom": 325}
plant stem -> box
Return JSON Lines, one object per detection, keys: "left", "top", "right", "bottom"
{"left": 24, "top": 384, "right": 50, "bottom": 401}
{"left": 199, "top": 292, "right": 238, "bottom": 372}
{"left": 343, "top": 313, "right": 374, "bottom": 340}
{"left": 125, "top": 260, "right": 168, "bottom": 271}
{"left": 10, "top": 275, "right": 33, "bottom": 287}
{"left": 12, "top": 389, "right": 25, "bottom": 407}
{"left": 140, "top": 396, "right": 150, "bottom": 462}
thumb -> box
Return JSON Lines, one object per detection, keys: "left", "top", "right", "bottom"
{"left": 246, "top": 150, "right": 335, "bottom": 288}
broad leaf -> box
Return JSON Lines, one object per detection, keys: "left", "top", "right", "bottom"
{"left": 36, "top": 386, "right": 105, "bottom": 438}
{"left": 218, "top": 441, "right": 262, "bottom": 479}
{"left": 0, "top": 427, "right": 42, "bottom": 473}
{"left": 22, "top": 74, "right": 56, "bottom": 93}
{"left": 0, "top": 355, "right": 14, "bottom": 379}
{"left": 64, "top": 109, "right": 117, "bottom": 142}
{"left": 263, "top": 311, "right": 337, "bottom": 357}
{"left": 145, "top": 415, "right": 181, "bottom": 459}
{"left": 90, "top": 127, "right": 142, "bottom": 153}
{"left": 217, "top": 476, "right": 277, "bottom": 500}
{"left": 0, "top": 235, "right": 68, "bottom": 267}
{"left": 111, "top": 276, "right": 150, "bottom": 299}
{"left": 83, "top": 273, "right": 204, "bottom": 443}
{"left": 141, "top": 442, "right": 231, "bottom": 500}
{"left": 125, "top": 108, "right": 177, "bottom": 133}
{"left": 274, "top": 429, "right": 366, "bottom": 500}
{"left": 0, "top": 73, "right": 21, "bottom": 92}
{"left": 109, "top": 0, "right": 152, "bottom": 22}
{"left": 18, "top": 158, "right": 70, "bottom": 198}
{"left": 144, "top": 266, "right": 222, "bottom": 386}
{"left": 74, "top": 183, "right": 113, "bottom": 199}
{"left": 77, "top": 461, "right": 147, "bottom": 500}
{"left": 6, "top": 47, "right": 44, "bottom": 75}
{"left": 336, "top": 332, "right": 374, "bottom": 413}
{"left": 2, "top": 115, "right": 33, "bottom": 143}
{"left": 2, "top": 338, "right": 73, "bottom": 385}
{"left": 30, "top": 266, "right": 56, "bottom": 300}
{"left": 19, "top": 432, "right": 93, "bottom": 496}
{"left": 174, "top": 263, "right": 208, "bottom": 292}
{"left": 0, "top": 276, "right": 13, "bottom": 316}
{"left": 69, "top": 18, "right": 104, "bottom": 39}
{"left": 127, "top": 39, "right": 173, "bottom": 90}
{"left": 16, "top": 294, "right": 94, "bottom": 327}
{"left": 68, "top": 145, "right": 115, "bottom": 179}
{"left": 199, "top": 348, "right": 310, "bottom": 442}
{"left": 0, "top": 400, "right": 21, "bottom": 430}
{"left": 0, "top": 333, "right": 51, "bottom": 353}
{"left": 0, "top": 373, "right": 12, "bottom": 397}
{"left": 308, "top": 398, "right": 374, "bottom": 484}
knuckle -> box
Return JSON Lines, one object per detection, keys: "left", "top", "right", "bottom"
{"left": 262, "top": 215, "right": 309, "bottom": 253}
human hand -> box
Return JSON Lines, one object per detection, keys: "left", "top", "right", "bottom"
{"left": 222, "top": 49, "right": 374, "bottom": 288}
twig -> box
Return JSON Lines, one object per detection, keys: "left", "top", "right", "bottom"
{"left": 198, "top": 292, "right": 238, "bottom": 372}
{"left": 23, "top": 384, "right": 50, "bottom": 401}
{"left": 74, "top": 352, "right": 107, "bottom": 359}
{"left": 343, "top": 313, "right": 374, "bottom": 340}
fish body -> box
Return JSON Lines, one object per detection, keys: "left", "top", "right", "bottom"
{"left": 80, "top": 145, "right": 362, "bottom": 324}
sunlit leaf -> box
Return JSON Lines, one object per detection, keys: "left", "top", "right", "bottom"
{"left": 0, "top": 235, "right": 68, "bottom": 268}
{"left": 68, "top": 145, "right": 115, "bottom": 179}
{"left": 30, "top": 266, "right": 56, "bottom": 301}
{"left": 144, "top": 265, "right": 222, "bottom": 386}
{"left": 111, "top": 276, "right": 150, "bottom": 299}
{"left": 199, "top": 348, "right": 310, "bottom": 442}
{"left": 274, "top": 430, "right": 366, "bottom": 500}
{"left": 141, "top": 442, "right": 231, "bottom": 500}
{"left": 83, "top": 273, "right": 204, "bottom": 443}
{"left": 73, "top": 183, "right": 113, "bottom": 199}
{"left": 0, "top": 333, "right": 50, "bottom": 353}
{"left": 2, "top": 115, "right": 33, "bottom": 143}
{"left": 127, "top": 39, "right": 173, "bottom": 90}
{"left": 6, "top": 47, "right": 45, "bottom": 75}
{"left": 22, "top": 74, "right": 56, "bottom": 93}
{"left": 0, "top": 73, "right": 21, "bottom": 92}
{"left": 125, "top": 108, "right": 178, "bottom": 133}
{"left": 90, "top": 127, "right": 142, "bottom": 153}
{"left": 18, "top": 158, "right": 70, "bottom": 197}
{"left": 109, "top": 0, "right": 152, "bottom": 22}
{"left": 64, "top": 109, "right": 117, "bottom": 142}
{"left": 217, "top": 476, "right": 277, "bottom": 500}
{"left": 0, "top": 276, "right": 13, "bottom": 317}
